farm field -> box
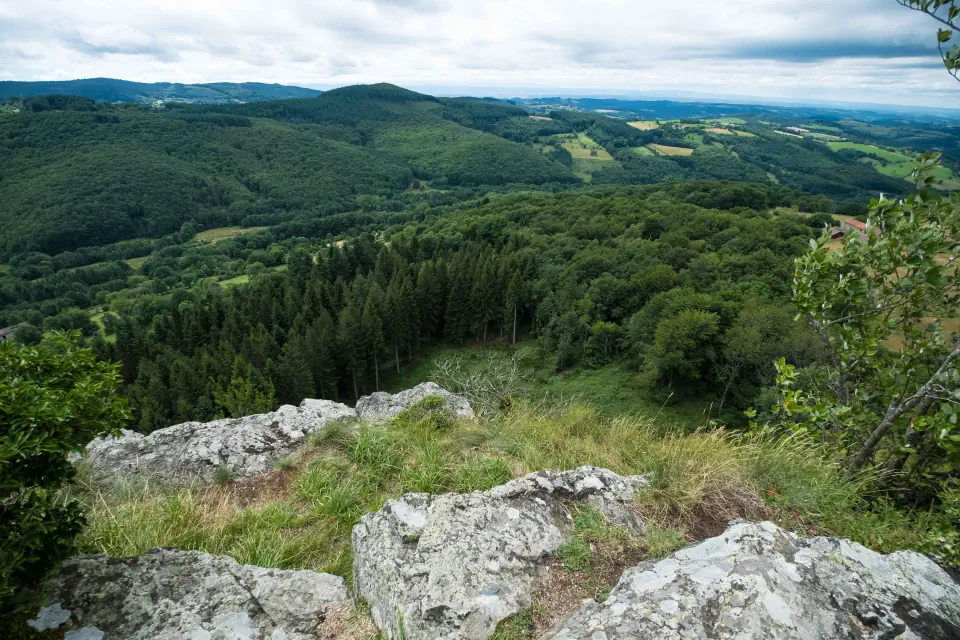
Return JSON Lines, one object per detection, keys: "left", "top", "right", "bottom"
{"left": 648, "top": 143, "right": 694, "bottom": 157}
{"left": 194, "top": 226, "right": 270, "bottom": 244}
{"left": 627, "top": 120, "right": 660, "bottom": 130}
{"left": 826, "top": 141, "right": 960, "bottom": 188}
{"left": 559, "top": 133, "right": 614, "bottom": 160}
{"left": 705, "top": 117, "right": 746, "bottom": 126}
{"left": 631, "top": 146, "right": 655, "bottom": 156}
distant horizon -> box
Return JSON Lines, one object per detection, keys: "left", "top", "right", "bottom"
{"left": 5, "top": 75, "right": 960, "bottom": 116}
{"left": 3, "top": 1, "right": 958, "bottom": 109}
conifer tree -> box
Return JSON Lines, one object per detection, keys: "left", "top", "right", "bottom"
{"left": 337, "top": 301, "right": 366, "bottom": 400}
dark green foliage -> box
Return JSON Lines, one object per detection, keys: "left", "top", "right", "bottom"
{"left": 0, "top": 85, "right": 577, "bottom": 259}
{"left": 0, "top": 333, "right": 130, "bottom": 601}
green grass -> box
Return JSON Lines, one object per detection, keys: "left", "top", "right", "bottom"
{"left": 217, "top": 274, "right": 251, "bottom": 288}
{"left": 125, "top": 256, "right": 150, "bottom": 270}
{"left": 827, "top": 142, "right": 915, "bottom": 178}
{"left": 631, "top": 146, "right": 654, "bottom": 157}
{"left": 380, "top": 339, "right": 708, "bottom": 427}
{"left": 194, "top": 226, "right": 270, "bottom": 244}
{"left": 76, "top": 391, "right": 949, "bottom": 593}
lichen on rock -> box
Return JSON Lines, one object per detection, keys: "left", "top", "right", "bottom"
{"left": 39, "top": 548, "right": 348, "bottom": 640}
{"left": 356, "top": 382, "right": 474, "bottom": 422}
{"left": 352, "top": 466, "right": 647, "bottom": 639}
{"left": 83, "top": 398, "right": 356, "bottom": 485}
{"left": 542, "top": 521, "right": 960, "bottom": 639}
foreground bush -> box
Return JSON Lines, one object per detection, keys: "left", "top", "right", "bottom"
{"left": 0, "top": 333, "right": 129, "bottom": 603}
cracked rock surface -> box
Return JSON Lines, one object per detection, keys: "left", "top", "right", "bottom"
{"left": 83, "top": 398, "right": 355, "bottom": 485}
{"left": 41, "top": 548, "right": 349, "bottom": 640}
{"left": 542, "top": 521, "right": 960, "bottom": 639}
{"left": 356, "top": 382, "right": 474, "bottom": 422}
{"left": 352, "top": 466, "right": 647, "bottom": 640}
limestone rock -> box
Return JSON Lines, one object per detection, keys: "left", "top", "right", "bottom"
{"left": 356, "top": 382, "right": 474, "bottom": 422}
{"left": 84, "top": 398, "right": 355, "bottom": 485}
{"left": 543, "top": 521, "right": 960, "bottom": 639}
{"left": 352, "top": 467, "right": 647, "bottom": 639}
{"left": 40, "top": 548, "right": 349, "bottom": 640}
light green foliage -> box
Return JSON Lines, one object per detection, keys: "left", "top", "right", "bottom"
{"left": 212, "top": 358, "right": 277, "bottom": 418}
{"left": 555, "top": 538, "right": 592, "bottom": 571}
{"left": 0, "top": 333, "right": 130, "bottom": 600}
{"left": 491, "top": 609, "right": 535, "bottom": 640}
{"left": 214, "top": 466, "right": 234, "bottom": 485}
{"left": 774, "top": 157, "right": 960, "bottom": 491}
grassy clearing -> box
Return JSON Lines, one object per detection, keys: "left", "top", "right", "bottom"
{"left": 194, "top": 226, "right": 270, "bottom": 244}
{"left": 380, "top": 340, "right": 709, "bottom": 427}
{"left": 631, "top": 146, "right": 654, "bottom": 157}
{"left": 217, "top": 274, "right": 251, "bottom": 288}
{"left": 627, "top": 121, "right": 660, "bottom": 131}
{"left": 705, "top": 127, "right": 734, "bottom": 135}
{"left": 75, "top": 397, "right": 946, "bottom": 595}
{"left": 125, "top": 256, "right": 150, "bottom": 270}
{"left": 824, "top": 141, "right": 957, "bottom": 186}
{"left": 648, "top": 144, "right": 693, "bottom": 157}
{"left": 706, "top": 117, "right": 746, "bottom": 126}
{"left": 774, "top": 130, "right": 804, "bottom": 139}
{"left": 560, "top": 134, "right": 614, "bottom": 161}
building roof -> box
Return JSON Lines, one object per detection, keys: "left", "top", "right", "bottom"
{"left": 843, "top": 219, "right": 867, "bottom": 231}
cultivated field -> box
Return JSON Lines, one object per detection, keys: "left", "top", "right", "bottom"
{"left": 627, "top": 121, "right": 660, "bottom": 131}
{"left": 648, "top": 143, "right": 694, "bottom": 157}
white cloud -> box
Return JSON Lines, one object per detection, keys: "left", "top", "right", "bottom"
{"left": 0, "top": 0, "right": 956, "bottom": 107}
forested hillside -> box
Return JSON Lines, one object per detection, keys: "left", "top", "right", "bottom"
{"left": 0, "top": 86, "right": 575, "bottom": 258}
{"left": 77, "top": 183, "right": 820, "bottom": 431}
{"left": 0, "top": 78, "right": 322, "bottom": 104}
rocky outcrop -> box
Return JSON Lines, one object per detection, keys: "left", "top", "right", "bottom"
{"left": 34, "top": 548, "right": 349, "bottom": 640}
{"left": 543, "top": 521, "right": 960, "bottom": 639}
{"left": 356, "top": 382, "right": 474, "bottom": 422}
{"left": 84, "top": 398, "right": 355, "bottom": 485}
{"left": 352, "top": 467, "right": 647, "bottom": 640}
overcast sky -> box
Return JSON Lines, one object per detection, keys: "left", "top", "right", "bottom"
{"left": 1, "top": 0, "right": 957, "bottom": 108}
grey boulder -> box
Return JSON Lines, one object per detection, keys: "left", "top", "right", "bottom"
{"left": 356, "top": 382, "right": 474, "bottom": 422}
{"left": 352, "top": 466, "right": 647, "bottom": 639}
{"left": 39, "top": 548, "right": 349, "bottom": 640}
{"left": 83, "top": 398, "right": 355, "bottom": 485}
{"left": 543, "top": 520, "right": 960, "bottom": 639}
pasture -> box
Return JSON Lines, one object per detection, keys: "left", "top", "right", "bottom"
{"left": 648, "top": 144, "right": 694, "bottom": 157}
{"left": 560, "top": 133, "right": 615, "bottom": 160}
{"left": 627, "top": 121, "right": 660, "bottom": 131}
{"left": 125, "top": 256, "right": 150, "bottom": 270}
{"left": 194, "top": 226, "right": 270, "bottom": 244}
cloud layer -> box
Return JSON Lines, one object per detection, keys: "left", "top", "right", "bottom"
{"left": 1, "top": 0, "right": 957, "bottom": 107}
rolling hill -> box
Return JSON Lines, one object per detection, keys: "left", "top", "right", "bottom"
{"left": 0, "top": 85, "right": 577, "bottom": 258}
{"left": 0, "top": 78, "right": 322, "bottom": 104}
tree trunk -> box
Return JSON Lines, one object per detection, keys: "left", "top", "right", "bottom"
{"left": 852, "top": 343, "right": 960, "bottom": 471}
{"left": 352, "top": 374, "right": 359, "bottom": 402}
{"left": 394, "top": 343, "right": 400, "bottom": 374}
{"left": 374, "top": 354, "right": 380, "bottom": 391}
{"left": 512, "top": 306, "right": 517, "bottom": 344}
{"left": 483, "top": 325, "right": 487, "bottom": 341}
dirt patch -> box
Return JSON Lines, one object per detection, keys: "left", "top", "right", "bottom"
{"left": 222, "top": 468, "right": 296, "bottom": 507}
{"left": 527, "top": 520, "right": 646, "bottom": 636}
{"left": 318, "top": 603, "right": 378, "bottom": 640}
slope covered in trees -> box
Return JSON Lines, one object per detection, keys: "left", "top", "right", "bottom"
{"left": 79, "top": 183, "right": 820, "bottom": 431}
{"left": 0, "top": 87, "right": 577, "bottom": 259}
{"left": 0, "top": 78, "right": 322, "bottom": 104}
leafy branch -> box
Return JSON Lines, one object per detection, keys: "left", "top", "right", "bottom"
{"left": 898, "top": 0, "right": 960, "bottom": 81}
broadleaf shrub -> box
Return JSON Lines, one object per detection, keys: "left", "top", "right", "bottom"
{"left": 0, "top": 332, "right": 130, "bottom": 603}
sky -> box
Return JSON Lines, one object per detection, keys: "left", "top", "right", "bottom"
{"left": 1, "top": 0, "right": 958, "bottom": 108}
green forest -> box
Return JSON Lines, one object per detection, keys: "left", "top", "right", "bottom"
{"left": 2, "top": 38, "right": 960, "bottom": 627}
